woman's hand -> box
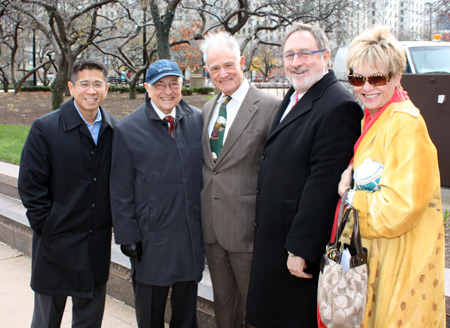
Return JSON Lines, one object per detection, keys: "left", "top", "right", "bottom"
{"left": 338, "top": 164, "right": 353, "bottom": 196}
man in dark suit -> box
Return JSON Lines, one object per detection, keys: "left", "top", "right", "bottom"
{"left": 18, "top": 59, "right": 116, "bottom": 327}
{"left": 110, "top": 59, "right": 204, "bottom": 327}
{"left": 246, "top": 23, "right": 363, "bottom": 327}
{"left": 200, "top": 32, "right": 280, "bottom": 327}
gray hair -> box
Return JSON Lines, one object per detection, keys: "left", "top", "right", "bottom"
{"left": 200, "top": 32, "right": 241, "bottom": 66}
{"left": 281, "top": 23, "right": 330, "bottom": 53}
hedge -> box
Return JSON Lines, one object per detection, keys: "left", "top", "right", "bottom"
{"left": 20, "top": 86, "right": 52, "bottom": 92}
{"left": 192, "top": 87, "right": 214, "bottom": 95}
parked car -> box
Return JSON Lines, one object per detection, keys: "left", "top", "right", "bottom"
{"left": 332, "top": 40, "right": 450, "bottom": 79}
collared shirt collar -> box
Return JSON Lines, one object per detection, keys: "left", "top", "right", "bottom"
{"left": 73, "top": 100, "right": 102, "bottom": 144}
{"left": 151, "top": 99, "right": 177, "bottom": 119}
{"left": 218, "top": 78, "right": 249, "bottom": 103}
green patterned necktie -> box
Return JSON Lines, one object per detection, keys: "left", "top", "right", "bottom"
{"left": 210, "top": 95, "right": 232, "bottom": 162}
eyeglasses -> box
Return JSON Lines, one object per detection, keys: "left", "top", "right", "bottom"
{"left": 347, "top": 73, "right": 392, "bottom": 87}
{"left": 153, "top": 81, "right": 182, "bottom": 91}
{"left": 75, "top": 81, "right": 107, "bottom": 90}
{"left": 281, "top": 49, "right": 326, "bottom": 62}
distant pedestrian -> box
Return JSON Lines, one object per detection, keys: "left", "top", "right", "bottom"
{"left": 18, "top": 59, "right": 116, "bottom": 327}
{"left": 110, "top": 59, "right": 204, "bottom": 327}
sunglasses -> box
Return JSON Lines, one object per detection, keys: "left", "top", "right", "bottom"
{"left": 347, "top": 73, "right": 392, "bottom": 87}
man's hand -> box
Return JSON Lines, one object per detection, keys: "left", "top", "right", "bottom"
{"left": 338, "top": 164, "right": 353, "bottom": 197}
{"left": 120, "top": 242, "right": 142, "bottom": 262}
{"left": 287, "top": 253, "right": 312, "bottom": 279}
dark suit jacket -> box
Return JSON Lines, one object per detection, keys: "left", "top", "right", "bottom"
{"left": 247, "top": 71, "right": 363, "bottom": 327}
{"left": 18, "top": 99, "right": 116, "bottom": 298}
{"left": 201, "top": 84, "right": 280, "bottom": 252}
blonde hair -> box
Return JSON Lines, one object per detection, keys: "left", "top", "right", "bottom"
{"left": 346, "top": 26, "right": 406, "bottom": 75}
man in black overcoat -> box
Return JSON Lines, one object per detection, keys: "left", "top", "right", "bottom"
{"left": 18, "top": 59, "right": 116, "bottom": 327}
{"left": 246, "top": 23, "right": 363, "bottom": 327}
{"left": 110, "top": 59, "right": 204, "bottom": 327}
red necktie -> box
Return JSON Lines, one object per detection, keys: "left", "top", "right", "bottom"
{"left": 164, "top": 116, "right": 174, "bottom": 137}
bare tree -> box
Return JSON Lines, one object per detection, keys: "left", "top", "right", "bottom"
{"left": 182, "top": 0, "right": 354, "bottom": 69}
{"left": 149, "top": 0, "right": 182, "bottom": 59}
{"left": 0, "top": 5, "right": 50, "bottom": 93}
{"left": 6, "top": 0, "right": 121, "bottom": 109}
{"left": 250, "top": 47, "right": 280, "bottom": 82}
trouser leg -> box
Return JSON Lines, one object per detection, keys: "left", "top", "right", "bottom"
{"left": 31, "top": 293, "right": 66, "bottom": 328}
{"left": 169, "top": 281, "right": 198, "bottom": 328}
{"left": 205, "top": 242, "right": 253, "bottom": 328}
{"left": 72, "top": 284, "right": 107, "bottom": 328}
{"left": 134, "top": 278, "right": 169, "bottom": 328}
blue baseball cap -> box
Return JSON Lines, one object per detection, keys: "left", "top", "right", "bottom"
{"left": 145, "top": 59, "right": 184, "bottom": 84}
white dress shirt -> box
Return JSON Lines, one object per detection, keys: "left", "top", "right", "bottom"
{"left": 279, "top": 90, "right": 306, "bottom": 122}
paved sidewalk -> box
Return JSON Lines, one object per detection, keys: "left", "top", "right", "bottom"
{"left": 0, "top": 242, "right": 138, "bottom": 328}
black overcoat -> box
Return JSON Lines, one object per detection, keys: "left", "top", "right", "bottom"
{"left": 110, "top": 98, "right": 204, "bottom": 286}
{"left": 247, "top": 71, "right": 363, "bottom": 327}
{"left": 18, "top": 99, "right": 117, "bottom": 298}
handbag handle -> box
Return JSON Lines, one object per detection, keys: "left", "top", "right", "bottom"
{"left": 328, "top": 190, "right": 367, "bottom": 268}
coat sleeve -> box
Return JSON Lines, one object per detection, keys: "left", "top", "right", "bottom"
{"left": 354, "top": 111, "right": 439, "bottom": 239}
{"left": 18, "top": 119, "right": 52, "bottom": 234}
{"left": 110, "top": 125, "right": 142, "bottom": 244}
{"left": 284, "top": 101, "right": 362, "bottom": 263}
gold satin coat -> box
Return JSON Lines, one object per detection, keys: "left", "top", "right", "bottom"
{"left": 352, "top": 99, "right": 446, "bottom": 327}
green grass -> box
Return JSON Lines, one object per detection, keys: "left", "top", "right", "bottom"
{"left": 0, "top": 124, "right": 30, "bottom": 165}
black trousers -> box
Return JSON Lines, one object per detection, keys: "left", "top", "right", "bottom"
{"left": 31, "top": 285, "right": 106, "bottom": 328}
{"left": 133, "top": 279, "right": 198, "bottom": 328}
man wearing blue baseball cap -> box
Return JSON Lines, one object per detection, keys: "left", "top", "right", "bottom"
{"left": 110, "top": 59, "right": 204, "bottom": 327}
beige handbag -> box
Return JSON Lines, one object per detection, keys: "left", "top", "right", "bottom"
{"left": 317, "top": 191, "right": 368, "bottom": 328}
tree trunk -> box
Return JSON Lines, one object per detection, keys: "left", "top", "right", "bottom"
{"left": 1, "top": 77, "right": 9, "bottom": 93}
{"left": 52, "top": 60, "right": 69, "bottom": 110}
{"left": 129, "top": 82, "right": 137, "bottom": 100}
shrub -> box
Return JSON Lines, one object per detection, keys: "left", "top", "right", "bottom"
{"left": 108, "top": 85, "right": 129, "bottom": 93}
{"left": 21, "top": 86, "right": 52, "bottom": 92}
{"left": 108, "top": 85, "right": 146, "bottom": 93}
{"left": 192, "top": 87, "right": 214, "bottom": 95}
{"left": 182, "top": 87, "right": 193, "bottom": 96}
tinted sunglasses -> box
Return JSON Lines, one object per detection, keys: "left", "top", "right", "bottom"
{"left": 347, "top": 72, "right": 392, "bottom": 87}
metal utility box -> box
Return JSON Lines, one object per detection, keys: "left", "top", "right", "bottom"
{"left": 401, "top": 74, "right": 450, "bottom": 187}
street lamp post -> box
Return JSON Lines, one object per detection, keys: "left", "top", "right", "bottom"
{"left": 142, "top": 0, "right": 148, "bottom": 84}
{"left": 33, "top": 29, "right": 37, "bottom": 86}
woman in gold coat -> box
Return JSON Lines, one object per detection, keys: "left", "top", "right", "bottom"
{"left": 338, "top": 27, "right": 446, "bottom": 327}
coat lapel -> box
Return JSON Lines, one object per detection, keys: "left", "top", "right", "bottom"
{"left": 202, "top": 94, "right": 221, "bottom": 167}
{"left": 267, "top": 71, "right": 338, "bottom": 143}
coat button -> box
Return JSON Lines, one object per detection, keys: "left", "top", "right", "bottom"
{"left": 261, "top": 153, "right": 266, "bottom": 160}
{"left": 93, "top": 177, "right": 97, "bottom": 182}
{"left": 213, "top": 171, "right": 218, "bottom": 175}
{"left": 90, "top": 151, "right": 95, "bottom": 156}
{"left": 89, "top": 229, "right": 94, "bottom": 235}
{"left": 91, "top": 203, "right": 95, "bottom": 208}
{"left": 256, "top": 187, "right": 260, "bottom": 194}
{"left": 254, "top": 222, "right": 258, "bottom": 227}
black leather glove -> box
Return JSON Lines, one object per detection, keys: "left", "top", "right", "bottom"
{"left": 120, "top": 242, "right": 142, "bottom": 262}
